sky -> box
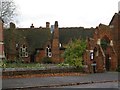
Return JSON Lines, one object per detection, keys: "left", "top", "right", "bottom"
{"left": 14, "top": 0, "right": 119, "bottom": 28}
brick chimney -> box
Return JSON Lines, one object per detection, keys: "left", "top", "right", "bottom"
{"left": 10, "top": 22, "right": 16, "bottom": 29}
{"left": 52, "top": 21, "right": 60, "bottom": 63}
{"left": 46, "top": 22, "right": 50, "bottom": 28}
{"left": 30, "top": 23, "right": 34, "bottom": 28}
{"left": 0, "top": 18, "right": 5, "bottom": 60}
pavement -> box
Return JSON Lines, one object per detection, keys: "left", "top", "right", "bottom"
{"left": 2, "top": 72, "right": 119, "bottom": 89}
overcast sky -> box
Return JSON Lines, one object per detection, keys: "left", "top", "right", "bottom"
{"left": 14, "top": 0, "right": 119, "bottom": 28}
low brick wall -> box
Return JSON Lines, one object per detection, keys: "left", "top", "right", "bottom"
{"left": 2, "top": 67, "right": 83, "bottom": 76}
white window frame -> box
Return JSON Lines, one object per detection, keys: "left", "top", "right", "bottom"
{"left": 46, "top": 46, "right": 52, "bottom": 57}
{"left": 90, "top": 50, "right": 94, "bottom": 60}
{"left": 19, "top": 45, "right": 28, "bottom": 57}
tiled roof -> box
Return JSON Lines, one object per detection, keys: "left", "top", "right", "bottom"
{"left": 4, "top": 28, "right": 51, "bottom": 54}
{"left": 59, "top": 27, "right": 95, "bottom": 44}
{"left": 4, "top": 27, "right": 95, "bottom": 54}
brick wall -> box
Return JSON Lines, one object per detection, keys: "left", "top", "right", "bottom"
{"left": 35, "top": 50, "right": 45, "bottom": 63}
{"left": 59, "top": 49, "right": 64, "bottom": 63}
{"left": 109, "top": 13, "right": 120, "bottom": 65}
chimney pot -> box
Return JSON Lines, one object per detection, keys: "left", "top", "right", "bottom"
{"left": 10, "top": 22, "right": 16, "bottom": 29}
{"left": 54, "top": 21, "right": 58, "bottom": 28}
{"left": 46, "top": 22, "right": 50, "bottom": 28}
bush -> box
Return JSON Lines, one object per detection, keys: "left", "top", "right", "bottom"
{"left": 41, "top": 57, "right": 52, "bottom": 64}
{"left": 63, "top": 39, "right": 86, "bottom": 68}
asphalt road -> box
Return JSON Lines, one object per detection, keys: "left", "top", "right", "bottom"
{"left": 20, "top": 82, "right": 119, "bottom": 90}
{"left": 2, "top": 72, "right": 119, "bottom": 89}
{"left": 55, "top": 81, "right": 119, "bottom": 88}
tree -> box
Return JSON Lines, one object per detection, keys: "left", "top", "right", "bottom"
{"left": 0, "top": 0, "right": 16, "bottom": 27}
{"left": 63, "top": 39, "right": 86, "bottom": 68}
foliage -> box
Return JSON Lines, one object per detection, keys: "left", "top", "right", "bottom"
{"left": 0, "top": 60, "right": 6, "bottom": 68}
{"left": 101, "top": 38, "right": 110, "bottom": 51}
{"left": 1, "top": 59, "right": 42, "bottom": 68}
{"left": 57, "top": 63, "right": 69, "bottom": 67}
{"left": 41, "top": 57, "right": 52, "bottom": 64}
{"left": 63, "top": 39, "right": 86, "bottom": 68}
{"left": 116, "top": 66, "right": 120, "bottom": 72}
{"left": 1, "top": 0, "right": 17, "bottom": 27}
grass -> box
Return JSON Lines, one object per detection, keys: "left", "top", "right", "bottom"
{"left": 8, "top": 63, "right": 41, "bottom": 68}
{"left": 0, "top": 60, "right": 80, "bottom": 69}
{"left": 1, "top": 62, "right": 42, "bottom": 69}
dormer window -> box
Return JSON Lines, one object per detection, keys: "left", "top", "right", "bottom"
{"left": 19, "top": 45, "right": 28, "bottom": 57}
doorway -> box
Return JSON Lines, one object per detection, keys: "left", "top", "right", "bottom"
{"left": 105, "top": 54, "right": 110, "bottom": 71}
{"left": 101, "top": 36, "right": 110, "bottom": 71}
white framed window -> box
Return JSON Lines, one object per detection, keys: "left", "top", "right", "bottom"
{"left": 90, "top": 50, "right": 94, "bottom": 60}
{"left": 46, "top": 45, "right": 52, "bottom": 57}
{"left": 19, "top": 45, "right": 28, "bottom": 57}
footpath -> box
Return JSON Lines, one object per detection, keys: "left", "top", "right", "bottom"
{"left": 2, "top": 72, "right": 119, "bottom": 89}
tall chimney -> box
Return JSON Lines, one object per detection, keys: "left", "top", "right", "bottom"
{"left": 54, "top": 21, "right": 58, "bottom": 28}
{"left": 52, "top": 21, "right": 60, "bottom": 63}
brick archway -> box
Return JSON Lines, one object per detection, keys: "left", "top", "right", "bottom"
{"left": 100, "top": 36, "right": 112, "bottom": 71}
{"left": 100, "top": 35, "right": 110, "bottom": 52}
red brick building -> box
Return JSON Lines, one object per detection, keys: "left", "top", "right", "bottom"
{"left": 109, "top": 12, "right": 120, "bottom": 65}
{"left": 4, "top": 21, "right": 94, "bottom": 63}
{"left": 83, "top": 12, "right": 120, "bottom": 73}
{"left": 2, "top": 12, "right": 119, "bottom": 73}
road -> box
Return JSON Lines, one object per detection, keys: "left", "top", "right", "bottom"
{"left": 55, "top": 81, "right": 119, "bottom": 88}
{"left": 21, "top": 82, "right": 119, "bottom": 90}
{"left": 2, "top": 72, "right": 119, "bottom": 89}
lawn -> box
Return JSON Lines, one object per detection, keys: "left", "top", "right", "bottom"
{"left": 0, "top": 61, "right": 42, "bottom": 69}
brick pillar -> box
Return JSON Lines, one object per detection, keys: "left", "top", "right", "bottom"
{"left": 0, "top": 18, "right": 5, "bottom": 60}
{"left": 52, "top": 21, "right": 60, "bottom": 63}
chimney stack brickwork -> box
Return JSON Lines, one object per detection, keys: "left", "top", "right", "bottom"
{"left": 52, "top": 21, "right": 60, "bottom": 63}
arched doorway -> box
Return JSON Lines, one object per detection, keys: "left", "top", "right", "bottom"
{"left": 101, "top": 36, "right": 110, "bottom": 71}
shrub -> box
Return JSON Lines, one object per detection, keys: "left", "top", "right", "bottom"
{"left": 41, "top": 57, "right": 52, "bottom": 64}
{"left": 63, "top": 39, "right": 86, "bottom": 68}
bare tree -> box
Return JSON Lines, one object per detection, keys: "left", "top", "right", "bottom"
{"left": 0, "top": 0, "right": 16, "bottom": 27}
